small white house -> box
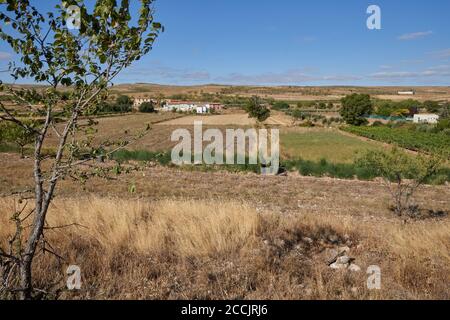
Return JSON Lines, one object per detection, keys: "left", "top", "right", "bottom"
{"left": 195, "top": 106, "right": 209, "bottom": 114}
{"left": 413, "top": 114, "right": 439, "bottom": 124}
{"left": 133, "top": 97, "right": 154, "bottom": 108}
{"left": 398, "top": 90, "right": 415, "bottom": 95}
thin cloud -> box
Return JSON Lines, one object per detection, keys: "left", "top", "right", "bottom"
{"left": 429, "top": 48, "right": 450, "bottom": 59}
{"left": 123, "top": 64, "right": 211, "bottom": 82}
{"left": 215, "top": 69, "right": 361, "bottom": 85}
{"left": 0, "top": 51, "right": 12, "bottom": 60}
{"left": 398, "top": 31, "right": 433, "bottom": 41}
{"left": 370, "top": 66, "right": 450, "bottom": 80}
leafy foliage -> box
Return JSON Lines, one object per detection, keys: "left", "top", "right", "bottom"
{"left": 340, "top": 94, "right": 373, "bottom": 125}
{"left": 0, "top": 0, "right": 162, "bottom": 299}
{"left": 245, "top": 96, "right": 270, "bottom": 123}
{"left": 139, "top": 101, "right": 156, "bottom": 113}
{"left": 0, "top": 120, "right": 36, "bottom": 157}
{"left": 356, "top": 148, "right": 443, "bottom": 216}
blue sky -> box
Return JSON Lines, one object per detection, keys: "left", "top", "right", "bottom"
{"left": 1, "top": 0, "right": 450, "bottom": 86}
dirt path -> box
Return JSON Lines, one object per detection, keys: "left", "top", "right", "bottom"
{"left": 156, "top": 112, "right": 293, "bottom": 127}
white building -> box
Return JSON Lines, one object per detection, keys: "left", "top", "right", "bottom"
{"left": 413, "top": 114, "right": 439, "bottom": 124}
{"left": 398, "top": 90, "right": 415, "bottom": 95}
{"left": 161, "top": 101, "right": 223, "bottom": 113}
{"left": 163, "top": 102, "right": 197, "bottom": 112}
{"left": 133, "top": 97, "right": 154, "bottom": 108}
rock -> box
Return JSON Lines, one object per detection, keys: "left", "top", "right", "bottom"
{"left": 302, "top": 237, "right": 313, "bottom": 244}
{"left": 348, "top": 264, "right": 361, "bottom": 272}
{"left": 263, "top": 240, "right": 270, "bottom": 246}
{"left": 328, "top": 234, "right": 339, "bottom": 244}
{"left": 351, "top": 287, "right": 358, "bottom": 294}
{"left": 338, "top": 246, "right": 350, "bottom": 254}
{"left": 336, "top": 255, "right": 351, "bottom": 265}
{"left": 329, "top": 262, "right": 347, "bottom": 269}
{"left": 324, "top": 248, "right": 339, "bottom": 264}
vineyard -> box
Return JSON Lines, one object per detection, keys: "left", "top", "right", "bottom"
{"left": 342, "top": 126, "right": 450, "bottom": 155}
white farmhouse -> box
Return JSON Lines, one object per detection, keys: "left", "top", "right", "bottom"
{"left": 133, "top": 97, "right": 154, "bottom": 108}
{"left": 398, "top": 90, "right": 415, "bottom": 95}
{"left": 413, "top": 114, "right": 439, "bottom": 124}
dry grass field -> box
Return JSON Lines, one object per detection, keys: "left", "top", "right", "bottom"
{"left": 0, "top": 162, "right": 449, "bottom": 299}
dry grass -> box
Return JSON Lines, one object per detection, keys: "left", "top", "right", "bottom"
{"left": 1, "top": 196, "right": 448, "bottom": 300}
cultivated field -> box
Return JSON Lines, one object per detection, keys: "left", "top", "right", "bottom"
{"left": 1, "top": 87, "right": 449, "bottom": 300}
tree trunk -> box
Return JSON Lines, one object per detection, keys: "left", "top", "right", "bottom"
{"left": 18, "top": 134, "right": 48, "bottom": 300}
{"left": 19, "top": 257, "right": 32, "bottom": 300}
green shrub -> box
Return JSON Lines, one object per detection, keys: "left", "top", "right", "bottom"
{"left": 139, "top": 101, "right": 156, "bottom": 113}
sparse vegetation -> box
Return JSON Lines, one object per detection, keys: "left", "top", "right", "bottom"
{"left": 356, "top": 148, "right": 443, "bottom": 216}
{"left": 1, "top": 195, "right": 448, "bottom": 299}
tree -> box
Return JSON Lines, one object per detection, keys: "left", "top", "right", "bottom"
{"left": 423, "top": 100, "right": 440, "bottom": 113}
{"left": 0, "top": 0, "right": 162, "bottom": 299}
{"left": 139, "top": 101, "right": 155, "bottom": 113}
{"left": 439, "top": 102, "right": 449, "bottom": 119}
{"left": 0, "top": 121, "right": 35, "bottom": 158}
{"left": 245, "top": 96, "right": 270, "bottom": 124}
{"left": 115, "top": 94, "right": 133, "bottom": 110}
{"left": 340, "top": 94, "right": 373, "bottom": 126}
{"left": 356, "top": 148, "right": 442, "bottom": 217}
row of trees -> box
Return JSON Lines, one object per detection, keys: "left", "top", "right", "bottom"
{"left": 340, "top": 93, "right": 450, "bottom": 126}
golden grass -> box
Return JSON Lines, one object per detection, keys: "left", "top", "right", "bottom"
{"left": 1, "top": 197, "right": 260, "bottom": 258}
{"left": 1, "top": 196, "right": 449, "bottom": 299}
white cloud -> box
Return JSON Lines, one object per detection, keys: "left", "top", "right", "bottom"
{"left": 398, "top": 31, "right": 433, "bottom": 41}
{"left": 0, "top": 52, "right": 12, "bottom": 60}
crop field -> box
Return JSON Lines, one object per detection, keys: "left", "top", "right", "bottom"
{"left": 280, "top": 128, "right": 384, "bottom": 163}
{"left": 342, "top": 126, "right": 450, "bottom": 155}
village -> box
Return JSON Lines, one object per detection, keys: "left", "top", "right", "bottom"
{"left": 133, "top": 97, "right": 224, "bottom": 114}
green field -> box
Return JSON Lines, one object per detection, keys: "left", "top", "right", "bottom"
{"left": 342, "top": 126, "right": 450, "bottom": 155}
{"left": 280, "top": 128, "right": 383, "bottom": 163}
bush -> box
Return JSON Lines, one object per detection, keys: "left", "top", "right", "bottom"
{"left": 356, "top": 148, "right": 443, "bottom": 216}
{"left": 139, "top": 101, "right": 156, "bottom": 113}
{"left": 436, "top": 118, "right": 450, "bottom": 132}
{"left": 371, "top": 121, "right": 384, "bottom": 127}
{"left": 272, "top": 101, "right": 290, "bottom": 110}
